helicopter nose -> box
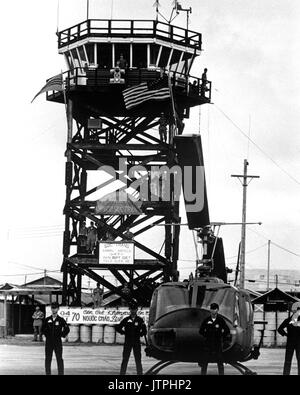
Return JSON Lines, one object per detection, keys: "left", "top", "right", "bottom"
{"left": 150, "top": 308, "right": 210, "bottom": 353}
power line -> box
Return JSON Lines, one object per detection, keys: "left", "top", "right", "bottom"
{"left": 8, "top": 261, "right": 44, "bottom": 271}
{"left": 249, "top": 228, "right": 300, "bottom": 259}
{"left": 271, "top": 241, "right": 300, "bottom": 258}
{"left": 248, "top": 227, "right": 270, "bottom": 241}
{"left": 9, "top": 233, "right": 62, "bottom": 240}
{"left": 8, "top": 225, "right": 64, "bottom": 239}
{"left": 226, "top": 243, "right": 268, "bottom": 259}
{"left": 214, "top": 105, "right": 300, "bottom": 186}
{"left": 179, "top": 243, "right": 267, "bottom": 263}
{"left": 8, "top": 224, "right": 64, "bottom": 232}
{"left": 0, "top": 270, "right": 60, "bottom": 277}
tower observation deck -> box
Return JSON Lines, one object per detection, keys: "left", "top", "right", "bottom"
{"left": 46, "top": 18, "right": 211, "bottom": 306}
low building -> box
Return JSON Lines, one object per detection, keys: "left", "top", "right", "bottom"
{"left": 252, "top": 287, "right": 300, "bottom": 347}
{"left": 0, "top": 276, "right": 94, "bottom": 337}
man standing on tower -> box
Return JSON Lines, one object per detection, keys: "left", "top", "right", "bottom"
{"left": 201, "top": 68, "right": 208, "bottom": 96}
{"left": 42, "top": 302, "right": 70, "bottom": 375}
{"left": 92, "top": 282, "right": 104, "bottom": 308}
{"left": 87, "top": 221, "right": 98, "bottom": 253}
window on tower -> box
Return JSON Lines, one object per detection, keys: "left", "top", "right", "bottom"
{"left": 132, "top": 44, "right": 147, "bottom": 68}
{"left": 71, "top": 49, "right": 81, "bottom": 68}
{"left": 169, "top": 49, "right": 182, "bottom": 68}
{"left": 149, "top": 44, "right": 160, "bottom": 67}
{"left": 78, "top": 46, "right": 88, "bottom": 66}
{"left": 85, "top": 43, "right": 95, "bottom": 65}
{"left": 158, "top": 47, "right": 171, "bottom": 68}
{"left": 97, "top": 44, "right": 112, "bottom": 69}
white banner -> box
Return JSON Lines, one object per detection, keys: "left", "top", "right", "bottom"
{"left": 99, "top": 241, "right": 134, "bottom": 265}
{"left": 45, "top": 307, "right": 149, "bottom": 326}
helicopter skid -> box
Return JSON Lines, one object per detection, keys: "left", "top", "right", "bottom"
{"left": 228, "top": 362, "right": 257, "bottom": 375}
{"left": 144, "top": 360, "right": 258, "bottom": 375}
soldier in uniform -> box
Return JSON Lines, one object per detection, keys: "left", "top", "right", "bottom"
{"left": 42, "top": 302, "right": 70, "bottom": 375}
{"left": 158, "top": 112, "right": 168, "bottom": 143}
{"left": 199, "top": 302, "right": 230, "bottom": 375}
{"left": 32, "top": 305, "right": 44, "bottom": 342}
{"left": 116, "top": 53, "right": 128, "bottom": 69}
{"left": 278, "top": 302, "right": 300, "bottom": 375}
{"left": 78, "top": 221, "right": 88, "bottom": 248}
{"left": 201, "top": 67, "right": 208, "bottom": 96}
{"left": 87, "top": 221, "right": 98, "bottom": 253}
{"left": 92, "top": 282, "right": 104, "bottom": 308}
{"left": 116, "top": 303, "right": 147, "bottom": 375}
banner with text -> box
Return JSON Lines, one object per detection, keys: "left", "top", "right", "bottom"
{"left": 45, "top": 307, "right": 149, "bottom": 326}
{"left": 99, "top": 241, "right": 134, "bottom": 265}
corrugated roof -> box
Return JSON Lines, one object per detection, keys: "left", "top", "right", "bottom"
{"left": 252, "top": 287, "right": 300, "bottom": 304}
{"left": 21, "top": 276, "right": 62, "bottom": 287}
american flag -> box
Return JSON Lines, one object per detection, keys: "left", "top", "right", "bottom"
{"left": 31, "top": 73, "right": 64, "bottom": 103}
{"left": 122, "top": 77, "right": 171, "bottom": 110}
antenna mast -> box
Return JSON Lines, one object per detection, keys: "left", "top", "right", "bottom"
{"left": 87, "top": 0, "right": 89, "bottom": 20}
{"left": 169, "top": 1, "right": 192, "bottom": 29}
{"left": 154, "top": 0, "right": 159, "bottom": 21}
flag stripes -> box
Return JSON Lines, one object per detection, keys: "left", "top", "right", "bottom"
{"left": 123, "top": 82, "right": 170, "bottom": 110}
{"left": 31, "top": 73, "right": 64, "bottom": 103}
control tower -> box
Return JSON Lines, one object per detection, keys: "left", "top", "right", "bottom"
{"left": 46, "top": 17, "right": 211, "bottom": 306}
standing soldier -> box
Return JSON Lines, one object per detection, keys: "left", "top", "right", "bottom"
{"left": 87, "top": 221, "right": 98, "bottom": 253}
{"left": 32, "top": 305, "right": 44, "bottom": 342}
{"left": 116, "top": 303, "right": 147, "bottom": 375}
{"left": 199, "top": 302, "right": 231, "bottom": 375}
{"left": 116, "top": 53, "right": 128, "bottom": 69}
{"left": 201, "top": 67, "right": 208, "bottom": 96}
{"left": 120, "top": 282, "right": 132, "bottom": 307}
{"left": 92, "top": 282, "right": 104, "bottom": 308}
{"left": 78, "top": 220, "right": 88, "bottom": 250}
{"left": 158, "top": 112, "right": 168, "bottom": 143}
{"left": 42, "top": 302, "right": 70, "bottom": 375}
{"left": 278, "top": 302, "right": 300, "bottom": 375}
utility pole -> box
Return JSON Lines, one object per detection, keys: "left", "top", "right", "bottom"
{"left": 231, "top": 159, "right": 260, "bottom": 289}
{"left": 267, "top": 240, "right": 271, "bottom": 290}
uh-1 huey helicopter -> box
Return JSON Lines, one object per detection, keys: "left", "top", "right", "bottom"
{"left": 144, "top": 134, "right": 264, "bottom": 375}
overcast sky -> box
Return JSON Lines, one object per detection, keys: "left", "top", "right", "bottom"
{"left": 1, "top": 0, "right": 300, "bottom": 287}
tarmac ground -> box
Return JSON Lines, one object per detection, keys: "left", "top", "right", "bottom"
{"left": 0, "top": 338, "right": 298, "bottom": 375}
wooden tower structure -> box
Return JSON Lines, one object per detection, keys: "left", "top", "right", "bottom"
{"left": 46, "top": 18, "right": 211, "bottom": 306}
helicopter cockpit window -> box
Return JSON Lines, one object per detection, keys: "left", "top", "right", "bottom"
{"left": 246, "top": 300, "right": 253, "bottom": 322}
{"left": 149, "top": 289, "right": 158, "bottom": 326}
{"left": 156, "top": 285, "right": 189, "bottom": 320}
{"left": 200, "top": 287, "right": 236, "bottom": 321}
{"left": 239, "top": 296, "right": 252, "bottom": 326}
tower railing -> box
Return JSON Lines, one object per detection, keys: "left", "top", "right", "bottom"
{"left": 46, "top": 67, "right": 211, "bottom": 102}
{"left": 57, "top": 19, "right": 202, "bottom": 51}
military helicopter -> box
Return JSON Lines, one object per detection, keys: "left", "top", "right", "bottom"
{"left": 144, "top": 135, "right": 264, "bottom": 375}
